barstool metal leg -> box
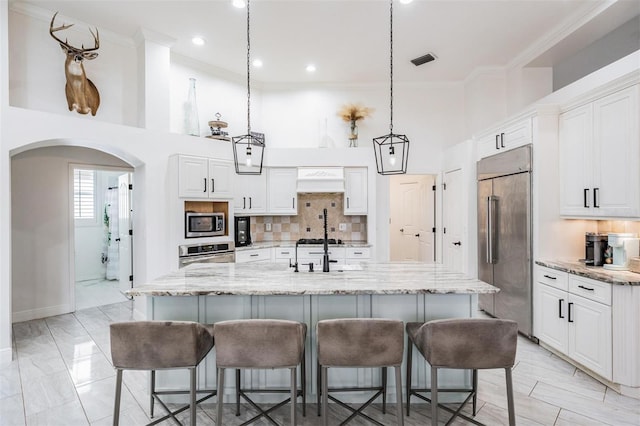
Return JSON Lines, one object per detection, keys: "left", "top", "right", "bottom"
{"left": 301, "top": 349, "right": 306, "bottom": 417}
{"left": 406, "top": 337, "right": 412, "bottom": 416}
{"left": 235, "top": 369, "right": 241, "bottom": 416}
{"left": 150, "top": 370, "right": 155, "bottom": 418}
{"left": 506, "top": 367, "right": 516, "bottom": 426}
{"left": 316, "top": 360, "right": 321, "bottom": 417}
{"left": 216, "top": 368, "right": 225, "bottom": 426}
{"left": 472, "top": 369, "right": 478, "bottom": 416}
{"left": 394, "top": 366, "right": 404, "bottom": 426}
{"left": 290, "top": 367, "right": 297, "bottom": 426}
{"left": 113, "top": 369, "right": 123, "bottom": 426}
{"left": 321, "top": 366, "right": 328, "bottom": 426}
{"left": 431, "top": 366, "right": 438, "bottom": 426}
{"left": 190, "top": 367, "right": 196, "bottom": 426}
{"left": 382, "top": 366, "right": 388, "bottom": 414}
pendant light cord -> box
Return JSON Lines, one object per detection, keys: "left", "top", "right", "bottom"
{"left": 246, "top": 0, "right": 251, "bottom": 134}
{"left": 389, "top": 0, "right": 394, "bottom": 133}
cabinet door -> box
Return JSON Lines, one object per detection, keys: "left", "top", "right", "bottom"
{"left": 268, "top": 168, "right": 298, "bottom": 215}
{"left": 568, "top": 293, "right": 612, "bottom": 380}
{"left": 477, "top": 133, "right": 501, "bottom": 159}
{"left": 208, "top": 160, "right": 234, "bottom": 198}
{"left": 559, "top": 105, "right": 593, "bottom": 216}
{"left": 592, "top": 85, "right": 640, "bottom": 217}
{"left": 344, "top": 168, "right": 367, "bottom": 215}
{"left": 234, "top": 173, "right": 267, "bottom": 214}
{"left": 178, "top": 155, "right": 208, "bottom": 198}
{"left": 502, "top": 118, "right": 531, "bottom": 150}
{"left": 534, "top": 283, "right": 568, "bottom": 354}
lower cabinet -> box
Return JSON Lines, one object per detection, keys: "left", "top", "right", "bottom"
{"left": 235, "top": 247, "right": 272, "bottom": 263}
{"left": 534, "top": 266, "right": 612, "bottom": 380}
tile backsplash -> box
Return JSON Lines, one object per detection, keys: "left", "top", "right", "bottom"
{"left": 248, "top": 193, "right": 367, "bottom": 242}
{"left": 597, "top": 220, "right": 640, "bottom": 235}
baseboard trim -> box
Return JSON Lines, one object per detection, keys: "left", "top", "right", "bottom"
{"left": 12, "top": 304, "right": 72, "bottom": 323}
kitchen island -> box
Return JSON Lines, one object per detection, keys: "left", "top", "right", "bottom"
{"left": 128, "top": 262, "right": 498, "bottom": 403}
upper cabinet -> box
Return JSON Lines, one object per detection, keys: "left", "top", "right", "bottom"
{"left": 477, "top": 118, "right": 532, "bottom": 159}
{"left": 344, "top": 167, "right": 367, "bottom": 215}
{"left": 267, "top": 168, "right": 298, "bottom": 215}
{"left": 559, "top": 85, "right": 639, "bottom": 218}
{"left": 178, "top": 155, "right": 233, "bottom": 199}
{"left": 234, "top": 173, "right": 267, "bottom": 214}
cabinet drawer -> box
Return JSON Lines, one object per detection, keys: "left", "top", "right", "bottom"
{"left": 536, "top": 266, "right": 568, "bottom": 291}
{"left": 346, "top": 247, "right": 370, "bottom": 259}
{"left": 274, "top": 247, "right": 295, "bottom": 259}
{"left": 569, "top": 275, "right": 611, "bottom": 306}
{"left": 297, "top": 247, "right": 345, "bottom": 258}
{"left": 236, "top": 248, "right": 272, "bottom": 263}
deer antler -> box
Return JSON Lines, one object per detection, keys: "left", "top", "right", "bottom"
{"left": 49, "top": 11, "right": 99, "bottom": 54}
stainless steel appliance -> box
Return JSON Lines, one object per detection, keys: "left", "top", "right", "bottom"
{"left": 178, "top": 242, "right": 235, "bottom": 268}
{"left": 234, "top": 216, "right": 251, "bottom": 247}
{"left": 585, "top": 233, "right": 608, "bottom": 266}
{"left": 477, "top": 145, "right": 532, "bottom": 336}
{"left": 185, "top": 211, "right": 225, "bottom": 238}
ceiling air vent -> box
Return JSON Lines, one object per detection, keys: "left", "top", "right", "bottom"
{"left": 411, "top": 53, "right": 437, "bottom": 66}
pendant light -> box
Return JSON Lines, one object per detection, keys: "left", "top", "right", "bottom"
{"left": 233, "top": 0, "right": 264, "bottom": 175}
{"left": 373, "top": 0, "right": 409, "bottom": 175}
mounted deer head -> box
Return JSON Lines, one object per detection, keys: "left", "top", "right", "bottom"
{"left": 49, "top": 12, "right": 100, "bottom": 116}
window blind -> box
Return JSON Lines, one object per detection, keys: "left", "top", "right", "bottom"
{"left": 74, "top": 169, "right": 96, "bottom": 220}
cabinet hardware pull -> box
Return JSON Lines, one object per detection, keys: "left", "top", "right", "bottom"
{"left": 543, "top": 274, "right": 556, "bottom": 280}
{"left": 593, "top": 188, "right": 599, "bottom": 208}
{"left": 281, "top": 251, "right": 290, "bottom": 255}
{"left": 495, "top": 134, "right": 500, "bottom": 150}
{"left": 453, "top": 241, "right": 461, "bottom": 246}
{"left": 568, "top": 302, "right": 574, "bottom": 323}
{"left": 250, "top": 253, "right": 259, "bottom": 257}
{"left": 211, "top": 179, "right": 215, "bottom": 193}
{"left": 347, "top": 197, "right": 350, "bottom": 209}
{"left": 293, "top": 198, "right": 295, "bottom": 209}
{"left": 243, "top": 197, "right": 246, "bottom": 209}
{"left": 583, "top": 188, "right": 590, "bottom": 208}
{"left": 354, "top": 251, "right": 363, "bottom": 255}
{"left": 558, "top": 299, "right": 564, "bottom": 319}
{"left": 578, "top": 285, "right": 595, "bottom": 291}
{"left": 500, "top": 132, "right": 505, "bottom": 148}
{"left": 203, "top": 178, "right": 207, "bottom": 193}
{"left": 249, "top": 197, "right": 252, "bottom": 209}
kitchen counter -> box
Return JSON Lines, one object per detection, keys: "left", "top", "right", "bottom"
{"left": 127, "top": 262, "right": 497, "bottom": 296}
{"left": 535, "top": 260, "right": 640, "bottom": 285}
{"left": 235, "top": 240, "right": 371, "bottom": 251}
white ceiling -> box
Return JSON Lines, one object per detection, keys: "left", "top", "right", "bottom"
{"left": 14, "top": 0, "right": 640, "bottom": 85}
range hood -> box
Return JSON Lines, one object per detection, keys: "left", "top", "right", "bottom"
{"left": 297, "top": 167, "right": 345, "bottom": 193}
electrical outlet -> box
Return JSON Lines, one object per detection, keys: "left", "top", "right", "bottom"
{"left": 339, "top": 223, "right": 347, "bottom": 231}
{"left": 265, "top": 223, "right": 272, "bottom": 232}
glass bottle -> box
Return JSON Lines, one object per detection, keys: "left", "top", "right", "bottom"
{"left": 185, "top": 77, "right": 200, "bottom": 136}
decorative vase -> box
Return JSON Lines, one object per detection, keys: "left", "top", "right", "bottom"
{"left": 185, "top": 77, "right": 200, "bottom": 136}
{"left": 349, "top": 119, "right": 358, "bottom": 147}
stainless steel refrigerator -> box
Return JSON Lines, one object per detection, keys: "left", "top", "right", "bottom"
{"left": 477, "top": 144, "right": 533, "bottom": 336}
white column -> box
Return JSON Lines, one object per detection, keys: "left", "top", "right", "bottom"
{"left": 134, "top": 28, "right": 175, "bottom": 131}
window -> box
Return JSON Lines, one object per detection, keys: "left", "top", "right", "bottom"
{"left": 74, "top": 169, "right": 96, "bottom": 220}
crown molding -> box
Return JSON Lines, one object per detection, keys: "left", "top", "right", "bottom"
{"left": 133, "top": 28, "right": 175, "bottom": 48}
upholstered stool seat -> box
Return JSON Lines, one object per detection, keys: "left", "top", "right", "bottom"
{"left": 405, "top": 318, "right": 518, "bottom": 426}
{"left": 317, "top": 318, "right": 404, "bottom": 426}
{"left": 110, "top": 320, "right": 215, "bottom": 426}
{"left": 214, "top": 319, "right": 307, "bottom": 426}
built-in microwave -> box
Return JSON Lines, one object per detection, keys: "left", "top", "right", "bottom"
{"left": 185, "top": 212, "right": 225, "bottom": 238}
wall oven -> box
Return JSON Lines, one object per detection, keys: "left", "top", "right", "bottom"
{"left": 178, "top": 242, "right": 235, "bottom": 268}
{"left": 185, "top": 211, "right": 225, "bottom": 238}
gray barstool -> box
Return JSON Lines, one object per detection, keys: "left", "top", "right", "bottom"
{"left": 405, "top": 318, "right": 518, "bottom": 425}
{"left": 317, "top": 318, "right": 404, "bottom": 426}
{"left": 214, "top": 319, "right": 307, "bottom": 426}
{"left": 109, "top": 320, "right": 215, "bottom": 426}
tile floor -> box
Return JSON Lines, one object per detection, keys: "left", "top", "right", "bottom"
{"left": 1, "top": 300, "right": 639, "bottom": 425}
{"left": 75, "top": 279, "right": 130, "bottom": 311}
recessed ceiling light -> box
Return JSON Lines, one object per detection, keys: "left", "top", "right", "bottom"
{"left": 191, "top": 36, "right": 205, "bottom": 46}
{"left": 306, "top": 64, "right": 316, "bottom": 72}
{"left": 399, "top": 0, "right": 414, "bottom": 4}
{"left": 232, "top": 0, "right": 246, "bottom": 8}
{"left": 252, "top": 59, "right": 263, "bottom": 68}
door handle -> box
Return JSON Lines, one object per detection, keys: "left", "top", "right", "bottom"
{"left": 500, "top": 132, "right": 505, "bottom": 148}
{"left": 568, "top": 302, "right": 574, "bottom": 323}
{"left": 583, "top": 188, "right": 590, "bottom": 208}
{"left": 487, "top": 196, "right": 497, "bottom": 264}
{"left": 400, "top": 228, "right": 404, "bottom": 232}
{"left": 593, "top": 188, "right": 599, "bottom": 208}
{"left": 558, "top": 299, "right": 564, "bottom": 319}
{"left": 249, "top": 197, "right": 252, "bottom": 209}
{"left": 243, "top": 197, "right": 246, "bottom": 209}
{"left": 453, "top": 241, "right": 461, "bottom": 246}
{"left": 495, "top": 134, "right": 500, "bottom": 150}
{"left": 211, "top": 179, "right": 214, "bottom": 193}
{"left": 415, "top": 234, "right": 420, "bottom": 237}
{"left": 203, "top": 178, "right": 207, "bottom": 193}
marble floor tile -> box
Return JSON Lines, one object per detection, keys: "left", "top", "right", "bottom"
{"left": 512, "top": 357, "right": 577, "bottom": 383}
{"left": 25, "top": 399, "right": 89, "bottom": 426}
{"left": 55, "top": 335, "right": 103, "bottom": 362}
{"left": 473, "top": 401, "right": 548, "bottom": 426}
{"left": 603, "top": 387, "right": 640, "bottom": 414}
{"left": 76, "top": 375, "right": 141, "bottom": 423}
{"left": 0, "top": 393, "right": 26, "bottom": 426}
{"left": 66, "top": 352, "right": 116, "bottom": 387}
{"left": 531, "top": 381, "right": 640, "bottom": 425}
{"left": 0, "top": 359, "right": 22, "bottom": 399}
{"left": 21, "top": 370, "right": 79, "bottom": 417}
{"left": 17, "top": 351, "right": 67, "bottom": 381}
{"left": 479, "top": 366, "right": 538, "bottom": 396}
{"left": 14, "top": 334, "right": 59, "bottom": 359}
{"left": 73, "top": 309, "right": 112, "bottom": 332}
{"left": 44, "top": 313, "right": 85, "bottom": 332}
{"left": 48, "top": 321, "right": 90, "bottom": 341}
{"left": 98, "top": 301, "right": 140, "bottom": 322}
{"left": 555, "top": 408, "right": 613, "bottom": 426}
{"left": 12, "top": 319, "right": 50, "bottom": 341}
{"left": 533, "top": 368, "right": 607, "bottom": 402}
{"left": 90, "top": 401, "right": 151, "bottom": 426}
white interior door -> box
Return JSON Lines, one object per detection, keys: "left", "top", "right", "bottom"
{"left": 390, "top": 175, "right": 435, "bottom": 262}
{"left": 118, "top": 173, "right": 133, "bottom": 293}
{"left": 443, "top": 169, "right": 465, "bottom": 273}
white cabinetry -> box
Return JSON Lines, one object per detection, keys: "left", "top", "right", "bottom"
{"left": 534, "top": 266, "right": 612, "bottom": 380}
{"left": 178, "top": 155, "right": 234, "bottom": 199}
{"left": 559, "top": 85, "right": 640, "bottom": 218}
{"left": 267, "top": 168, "right": 298, "bottom": 215}
{"left": 346, "top": 247, "right": 371, "bottom": 263}
{"left": 234, "top": 174, "right": 267, "bottom": 214}
{"left": 344, "top": 168, "right": 367, "bottom": 215}
{"left": 477, "top": 118, "right": 532, "bottom": 159}
{"left": 235, "top": 247, "right": 272, "bottom": 263}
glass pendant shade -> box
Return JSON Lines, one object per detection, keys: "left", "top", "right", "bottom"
{"left": 373, "top": 133, "right": 409, "bottom": 175}
{"left": 233, "top": 132, "right": 264, "bottom": 175}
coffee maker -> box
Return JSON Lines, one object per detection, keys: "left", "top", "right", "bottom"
{"left": 585, "top": 233, "right": 608, "bottom": 266}
{"left": 603, "top": 233, "right": 640, "bottom": 271}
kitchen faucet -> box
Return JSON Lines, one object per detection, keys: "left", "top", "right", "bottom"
{"left": 322, "top": 208, "right": 337, "bottom": 272}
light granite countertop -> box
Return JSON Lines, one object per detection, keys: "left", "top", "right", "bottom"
{"left": 127, "top": 262, "right": 498, "bottom": 296}
{"left": 536, "top": 260, "right": 640, "bottom": 285}
{"left": 236, "top": 241, "right": 371, "bottom": 251}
